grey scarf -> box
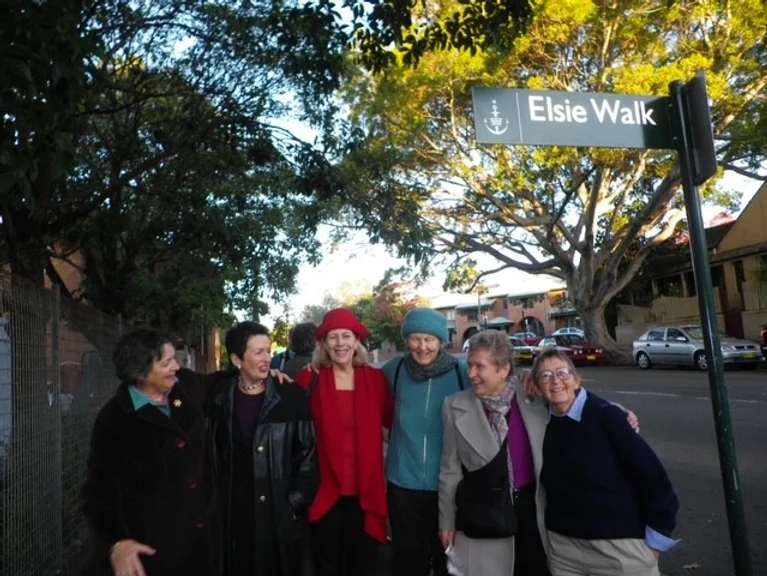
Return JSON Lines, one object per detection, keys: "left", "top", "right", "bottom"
{"left": 403, "top": 349, "right": 458, "bottom": 381}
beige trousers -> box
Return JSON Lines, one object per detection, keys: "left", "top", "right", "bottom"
{"left": 547, "top": 531, "right": 661, "bottom": 576}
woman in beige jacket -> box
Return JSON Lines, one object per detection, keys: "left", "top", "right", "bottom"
{"left": 438, "top": 331, "right": 550, "bottom": 576}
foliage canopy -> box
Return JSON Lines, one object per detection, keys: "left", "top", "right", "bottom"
{"left": 1, "top": 0, "right": 349, "bottom": 335}
{"left": 336, "top": 0, "right": 767, "bottom": 349}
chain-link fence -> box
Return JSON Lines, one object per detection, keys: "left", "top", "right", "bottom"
{"left": 0, "top": 274, "right": 123, "bottom": 575}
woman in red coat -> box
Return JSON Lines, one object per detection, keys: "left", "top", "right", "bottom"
{"left": 294, "top": 308, "right": 393, "bottom": 576}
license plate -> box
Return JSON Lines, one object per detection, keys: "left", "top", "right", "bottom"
{"left": 587, "top": 355, "right": 596, "bottom": 360}
{"left": 743, "top": 352, "right": 757, "bottom": 359}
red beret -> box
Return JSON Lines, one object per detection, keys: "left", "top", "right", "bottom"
{"left": 315, "top": 308, "right": 369, "bottom": 342}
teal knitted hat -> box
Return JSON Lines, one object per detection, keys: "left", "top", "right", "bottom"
{"left": 402, "top": 307, "right": 450, "bottom": 343}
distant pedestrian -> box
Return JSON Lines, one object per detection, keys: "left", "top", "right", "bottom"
{"left": 281, "top": 322, "right": 317, "bottom": 380}
{"left": 82, "top": 328, "right": 222, "bottom": 576}
{"left": 271, "top": 326, "right": 296, "bottom": 371}
{"left": 533, "top": 348, "right": 679, "bottom": 576}
{"left": 294, "top": 308, "right": 394, "bottom": 576}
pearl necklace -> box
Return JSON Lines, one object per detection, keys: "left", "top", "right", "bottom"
{"left": 238, "top": 376, "right": 265, "bottom": 393}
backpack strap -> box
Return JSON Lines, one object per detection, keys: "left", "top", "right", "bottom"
{"left": 454, "top": 363, "right": 466, "bottom": 391}
{"left": 393, "top": 356, "right": 405, "bottom": 399}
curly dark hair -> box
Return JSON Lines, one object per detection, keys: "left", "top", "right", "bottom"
{"left": 290, "top": 322, "right": 317, "bottom": 356}
{"left": 113, "top": 328, "right": 174, "bottom": 384}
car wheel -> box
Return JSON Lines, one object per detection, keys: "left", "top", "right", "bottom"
{"left": 694, "top": 351, "right": 708, "bottom": 371}
{"left": 636, "top": 352, "right": 651, "bottom": 370}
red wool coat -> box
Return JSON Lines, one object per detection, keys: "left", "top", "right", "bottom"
{"left": 295, "top": 365, "right": 394, "bottom": 542}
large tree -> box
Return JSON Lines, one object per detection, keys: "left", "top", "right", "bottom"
{"left": 1, "top": 0, "right": 345, "bottom": 288}
{"left": 51, "top": 62, "right": 324, "bottom": 335}
{"left": 2, "top": 0, "right": 350, "bottom": 334}
{"left": 336, "top": 0, "right": 767, "bottom": 353}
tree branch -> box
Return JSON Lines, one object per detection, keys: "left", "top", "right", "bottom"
{"left": 437, "top": 233, "right": 566, "bottom": 279}
{"left": 719, "top": 162, "right": 767, "bottom": 180}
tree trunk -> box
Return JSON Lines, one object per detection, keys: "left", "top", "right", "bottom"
{"left": 577, "top": 301, "right": 632, "bottom": 364}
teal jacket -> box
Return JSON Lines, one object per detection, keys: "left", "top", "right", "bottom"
{"left": 382, "top": 356, "right": 469, "bottom": 492}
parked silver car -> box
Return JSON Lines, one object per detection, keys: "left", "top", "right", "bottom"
{"left": 552, "top": 327, "right": 585, "bottom": 338}
{"left": 633, "top": 326, "right": 764, "bottom": 371}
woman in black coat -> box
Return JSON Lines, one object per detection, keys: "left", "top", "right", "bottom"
{"left": 209, "top": 321, "right": 318, "bottom": 576}
{"left": 83, "top": 328, "right": 222, "bottom": 576}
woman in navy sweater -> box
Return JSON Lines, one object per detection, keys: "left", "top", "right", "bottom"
{"left": 533, "top": 349, "right": 679, "bottom": 576}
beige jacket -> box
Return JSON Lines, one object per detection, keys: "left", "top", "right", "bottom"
{"left": 438, "top": 379, "right": 549, "bottom": 575}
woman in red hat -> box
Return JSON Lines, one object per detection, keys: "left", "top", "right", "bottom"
{"left": 294, "top": 308, "right": 394, "bottom": 576}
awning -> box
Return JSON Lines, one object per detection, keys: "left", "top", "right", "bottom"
{"left": 456, "top": 298, "right": 493, "bottom": 310}
{"left": 549, "top": 309, "right": 578, "bottom": 319}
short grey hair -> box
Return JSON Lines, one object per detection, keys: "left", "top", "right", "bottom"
{"left": 467, "top": 330, "right": 513, "bottom": 369}
{"left": 531, "top": 348, "right": 579, "bottom": 384}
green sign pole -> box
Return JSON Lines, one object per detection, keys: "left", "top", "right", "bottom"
{"left": 669, "top": 78, "right": 753, "bottom": 576}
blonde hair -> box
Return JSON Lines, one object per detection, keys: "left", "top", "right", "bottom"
{"left": 312, "top": 340, "right": 369, "bottom": 368}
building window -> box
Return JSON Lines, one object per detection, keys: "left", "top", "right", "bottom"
{"left": 446, "top": 309, "right": 456, "bottom": 321}
{"left": 710, "top": 266, "right": 722, "bottom": 288}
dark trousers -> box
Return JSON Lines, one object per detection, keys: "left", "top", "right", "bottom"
{"left": 513, "top": 488, "right": 550, "bottom": 576}
{"left": 387, "top": 483, "right": 447, "bottom": 576}
{"left": 311, "top": 497, "right": 378, "bottom": 576}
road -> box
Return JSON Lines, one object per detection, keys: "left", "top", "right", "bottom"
{"left": 581, "top": 365, "right": 767, "bottom": 576}
{"left": 374, "top": 364, "right": 767, "bottom": 576}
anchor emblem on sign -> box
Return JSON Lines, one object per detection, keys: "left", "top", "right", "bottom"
{"left": 484, "top": 99, "right": 509, "bottom": 135}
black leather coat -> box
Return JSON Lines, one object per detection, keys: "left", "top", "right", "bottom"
{"left": 208, "top": 375, "right": 318, "bottom": 576}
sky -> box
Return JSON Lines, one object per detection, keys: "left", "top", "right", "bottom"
{"left": 264, "top": 171, "right": 764, "bottom": 326}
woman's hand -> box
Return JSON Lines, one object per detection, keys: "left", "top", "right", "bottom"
{"left": 109, "top": 539, "right": 156, "bottom": 576}
{"left": 270, "top": 369, "right": 293, "bottom": 384}
{"left": 612, "top": 402, "right": 641, "bottom": 433}
{"left": 439, "top": 529, "right": 456, "bottom": 550}
{"left": 520, "top": 368, "right": 540, "bottom": 397}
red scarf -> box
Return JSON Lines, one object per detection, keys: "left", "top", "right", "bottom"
{"left": 296, "top": 365, "right": 392, "bottom": 542}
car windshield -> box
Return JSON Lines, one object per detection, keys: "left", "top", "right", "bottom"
{"left": 509, "top": 338, "right": 524, "bottom": 347}
{"left": 555, "top": 335, "right": 585, "bottom": 345}
{"left": 683, "top": 327, "right": 728, "bottom": 340}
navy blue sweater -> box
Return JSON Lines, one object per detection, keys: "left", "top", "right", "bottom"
{"left": 541, "top": 392, "right": 678, "bottom": 540}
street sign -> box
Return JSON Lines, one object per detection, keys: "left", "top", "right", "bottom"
{"left": 683, "top": 72, "right": 718, "bottom": 184}
{"left": 472, "top": 87, "right": 674, "bottom": 149}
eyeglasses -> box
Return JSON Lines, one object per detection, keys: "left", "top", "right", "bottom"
{"left": 537, "top": 368, "right": 575, "bottom": 385}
